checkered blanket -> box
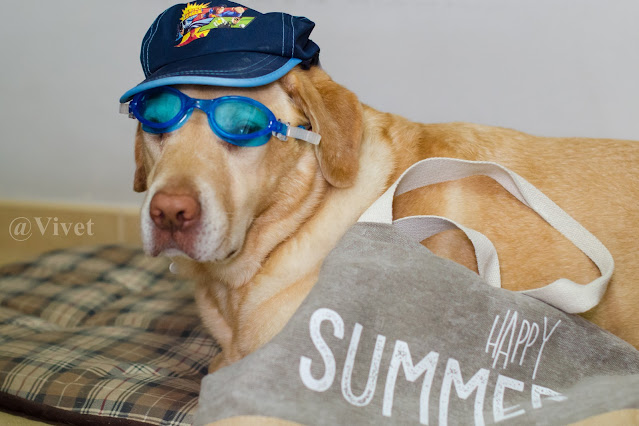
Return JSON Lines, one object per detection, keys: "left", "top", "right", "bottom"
{"left": 0, "top": 245, "right": 218, "bottom": 426}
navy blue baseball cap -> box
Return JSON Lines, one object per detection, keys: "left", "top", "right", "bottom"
{"left": 120, "top": 2, "right": 320, "bottom": 103}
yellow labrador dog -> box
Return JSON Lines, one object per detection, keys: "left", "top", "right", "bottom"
{"left": 131, "top": 65, "right": 639, "bottom": 372}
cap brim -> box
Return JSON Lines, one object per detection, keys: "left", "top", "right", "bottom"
{"left": 120, "top": 52, "right": 301, "bottom": 103}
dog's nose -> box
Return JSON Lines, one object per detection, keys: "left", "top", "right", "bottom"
{"left": 149, "top": 192, "right": 201, "bottom": 231}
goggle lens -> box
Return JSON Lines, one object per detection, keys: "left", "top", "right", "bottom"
{"left": 137, "top": 90, "right": 183, "bottom": 126}
{"left": 213, "top": 99, "right": 271, "bottom": 145}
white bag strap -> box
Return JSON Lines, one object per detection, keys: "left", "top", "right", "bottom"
{"left": 358, "top": 157, "right": 614, "bottom": 313}
{"left": 393, "top": 215, "right": 502, "bottom": 288}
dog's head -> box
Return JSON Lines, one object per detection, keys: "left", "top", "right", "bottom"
{"left": 133, "top": 66, "right": 363, "bottom": 274}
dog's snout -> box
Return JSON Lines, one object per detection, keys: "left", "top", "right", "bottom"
{"left": 149, "top": 192, "right": 201, "bottom": 231}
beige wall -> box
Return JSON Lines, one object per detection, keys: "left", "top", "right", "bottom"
{"left": 0, "top": 200, "right": 140, "bottom": 265}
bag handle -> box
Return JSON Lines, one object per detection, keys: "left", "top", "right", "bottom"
{"left": 358, "top": 157, "right": 614, "bottom": 313}
{"left": 393, "top": 215, "right": 503, "bottom": 288}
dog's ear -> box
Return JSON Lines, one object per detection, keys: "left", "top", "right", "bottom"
{"left": 281, "top": 67, "right": 363, "bottom": 188}
{"left": 133, "top": 125, "right": 148, "bottom": 192}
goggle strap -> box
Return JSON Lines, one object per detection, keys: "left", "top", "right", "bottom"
{"left": 285, "top": 124, "right": 322, "bottom": 145}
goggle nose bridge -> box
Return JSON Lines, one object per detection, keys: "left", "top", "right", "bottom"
{"left": 189, "top": 98, "right": 216, "bottom": 114}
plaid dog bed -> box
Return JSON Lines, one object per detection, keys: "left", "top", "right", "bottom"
{"left": 0, "top": 245, "right": 218, "bottom": 426}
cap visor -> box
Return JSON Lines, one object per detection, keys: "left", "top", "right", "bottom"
{"left": 120, "top": 52, "right": 301, "bottom": 102}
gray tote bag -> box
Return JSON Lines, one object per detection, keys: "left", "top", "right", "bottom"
{"left": 196, "top": 158, "right": 639, "bottom": 425}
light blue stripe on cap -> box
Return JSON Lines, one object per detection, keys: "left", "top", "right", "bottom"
{"left": 119, "top": 58, "right": 301, "bottom": 103}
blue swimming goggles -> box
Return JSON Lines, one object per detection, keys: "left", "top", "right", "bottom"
{"left": 119, "top": 86, "right": 321, "bottom": 147}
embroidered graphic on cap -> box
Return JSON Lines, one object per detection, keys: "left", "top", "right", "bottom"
{"left": 176, "top": 3, "right": 254, "bottom": 47}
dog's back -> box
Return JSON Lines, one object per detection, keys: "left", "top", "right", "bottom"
{"left": 376, "top": 118, "right": 639, "bottom": 345}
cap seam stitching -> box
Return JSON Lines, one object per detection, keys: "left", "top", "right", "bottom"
{"left": 290, "top": 15, "right": 294, "bottom": 56}
{"left": 281, "top": 14, "right": 285, "bottom": 56}
{"left": 144, "top": 57, "right": 293, "bottom": 80}
{"left": 144, "top": 9, "right": 169, "bottom": 76}
{"left": 152, "top": 56, "right": 277, "bottom": 78}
